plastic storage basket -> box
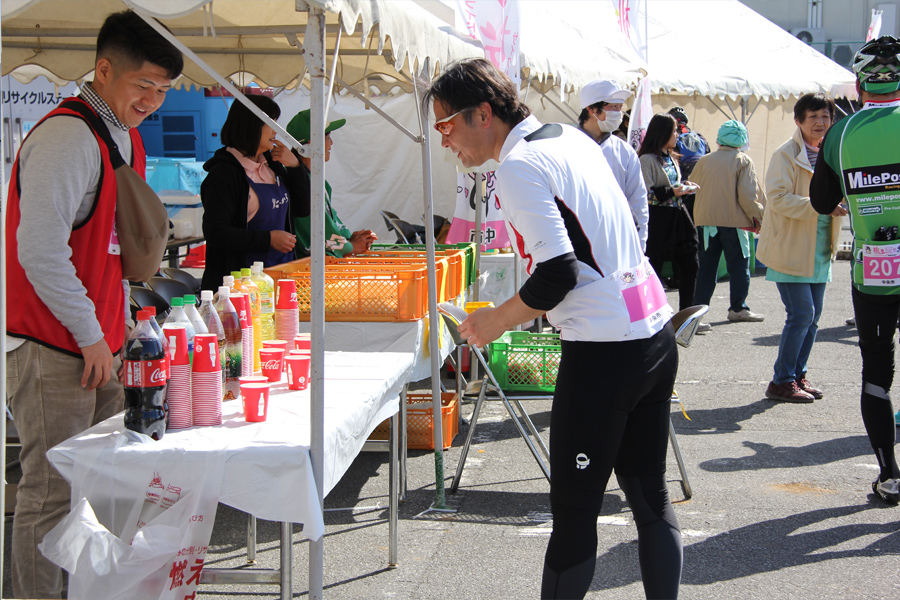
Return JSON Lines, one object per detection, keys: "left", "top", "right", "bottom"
{"left": 487, "top": 331, "right": 562, "bottom": 393}
{"left": 369, "top": 392, "right": 459, "bottom": 450}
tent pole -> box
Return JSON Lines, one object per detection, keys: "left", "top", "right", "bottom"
{"left": 306, "top": 8, "right": 327, "bottom": 600}
{"left": 0, "top": 30, "right": 8, "bottom": 594}
{"left": 333, "top": 74, "right": 421, "bottom": 142}
{"left": 414, "top": 58, "right": 447, "bottom": 509}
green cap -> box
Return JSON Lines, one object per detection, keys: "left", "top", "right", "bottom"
{"left": 286, "top": 108, "right": 346, "bottom": 145}
{"left": 183, "top": 295, "right": 196, "bottom": 305}
{"left": 231, "top": 271, "right": 242, "bottom": 279}
{"left": 171, "top": 297, "right": 184, "bottom": 307}
{"left": 241, "top": 268, "right": 252, "bottom": 277}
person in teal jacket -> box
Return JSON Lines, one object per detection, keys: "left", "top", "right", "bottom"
{"left": 284, "top": 109, "right": 377, "bottom": 257}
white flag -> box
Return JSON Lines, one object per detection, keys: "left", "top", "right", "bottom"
{"left": 612, "top": 0, "right": 646, "bottom": 61}
{"left": 867, "top": 9, "right": 883, "bottom": 42}
{"left": 627, "top": 76, "right": 653, "bottom": 152}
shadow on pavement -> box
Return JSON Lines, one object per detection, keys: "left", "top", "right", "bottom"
{"left": 673, "top": 399, "right": 775, "bottom": 434}
{"left": 698, "top": 435, "right": 872, "bottom": 472}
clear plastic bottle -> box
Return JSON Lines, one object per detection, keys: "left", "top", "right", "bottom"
{"left": 182, "top": 295, "right": 209, "bottom": 336}
{"left": 163, "top": 298, "right": 196, "bottom": 359}
{"left": 241, "top": 268, "right": 262, "bottom": 372}
{"left": 252, "top": 262, "right": 276, "bottom": 342}
{"left": 215, "top": 286, "right": 242, "bottom": 400}
{"left": 212, "top": 275, "right": 235, "bottom": 304}
{"left": 199, "top": 290, "right": 226, "bottom": 391}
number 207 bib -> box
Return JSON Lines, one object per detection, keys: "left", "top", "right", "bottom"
{"left": 862, "top": 242, "right": 900, "bottom": 286}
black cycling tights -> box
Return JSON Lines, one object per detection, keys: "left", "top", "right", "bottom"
{"left": 539, "top": 328, "right": 682, "bottom": 599}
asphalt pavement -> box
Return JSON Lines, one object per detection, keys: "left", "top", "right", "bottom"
{"left": 5, "top": 256, "right": 900, "bottom": 599}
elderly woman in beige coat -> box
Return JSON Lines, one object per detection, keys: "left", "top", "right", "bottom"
{"left": 757, "top": 93, "right": 847, "bottom": 403}
{"left": 691, "top": 120, "right": 766, "bottom": 326}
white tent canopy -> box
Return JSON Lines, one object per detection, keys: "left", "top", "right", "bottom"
{"left": 1, "top": 0, "right": 481, "bottom": 90}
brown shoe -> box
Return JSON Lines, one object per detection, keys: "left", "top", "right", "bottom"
{"left": 796, "top": 377, "right": 824, "bottom": 399}
{"left": 766, "top": 381, "right": 814, "bottom": 403}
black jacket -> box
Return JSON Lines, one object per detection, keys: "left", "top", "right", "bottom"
{"left": 200, "top": 148, "right": 308, "bottom": 291}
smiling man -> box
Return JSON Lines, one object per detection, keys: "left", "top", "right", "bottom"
{"left": 4, "top": 10, "right": 182, "bottom": 598}
{"left": 424, "top": 59, "right": 681, "bottom": 600}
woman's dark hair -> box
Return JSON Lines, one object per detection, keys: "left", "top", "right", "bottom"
{"left": 638, "top": 113, "right": 680, "bottom": 160}
{"left": 424, "top": 58, "right": 530, "bottom": 127}
{"left": 577, "top": 102, "right": 608, "bottom": 128}
{"left": 96, "top": 10, "right": 183, "bottom": 80}
{"left": 220, "top": 95, "right": 281, "bottom": 158}
{"left": 793, "top": 93, "right": 835, "bottom": 123}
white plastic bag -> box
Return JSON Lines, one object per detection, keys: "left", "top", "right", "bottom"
{"left": 43, "top": 431, "right": 226, "bottom": 600}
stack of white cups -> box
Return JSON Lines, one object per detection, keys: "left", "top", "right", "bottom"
{"left": 191, "top": 333, "right": 223, "bottom": 426}
{"left": 163, "top": 325, "right": 192, "bottom": 430}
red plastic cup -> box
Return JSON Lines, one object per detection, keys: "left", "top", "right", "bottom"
{"left": 238, "top": 375, "right": 268, "bottom": 386}
{"left": 162, "top": 326, "right": 189, "bottom": 366}
{"left": 285, "top": 355, "right": 310, "bottom": 391}
{"left": 289, "top": 349, "right": 310, "bottom": 358}
{"left": 259, "top": 348, "right": 284, "bottom": 382}
{"left": 293, "top": 335, "right": 311, "bottom": 351}
{"left": 192, "top": 333, "right": 220, "bottom": 373}
{"left": 240, "top": 382, "right": 270, "bottom": 422}
{"left": 232, "top": 294, "right": 250, "bottom": 329}
{"left": 262, "top": 339, "right": 289, "bottom": 351}
{"left": 275, "top": 280, "right": 298, "bottom": 309}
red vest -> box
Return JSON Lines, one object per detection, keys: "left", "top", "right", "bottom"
{"left": 5, "top": 98, "right": 146, "bottom": 357}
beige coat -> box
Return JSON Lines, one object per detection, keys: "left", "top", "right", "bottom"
{"left": 756, "top": 128, "right": 842, "bottom": 277}
{"left": 691, "top": 146, "right": 766, "bottom": 228}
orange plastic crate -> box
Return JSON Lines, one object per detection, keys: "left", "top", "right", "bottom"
{"left": 364, "top": 249, "right": 467, "bottom": 297}
{"left": 265, "top": 258, "right": 443, "bottom": 322}
{"left": 369, "top": 392, "right": 459, "bottom": 450}
{"left": 326, "top": 255, "right": 461, "bottom": 299}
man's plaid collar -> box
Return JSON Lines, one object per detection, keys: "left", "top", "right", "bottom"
{"left": 80, "top": 82, "right": 129, "bottom": 131}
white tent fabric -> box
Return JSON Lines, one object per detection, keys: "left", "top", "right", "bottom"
{"left": 1, "top": 0, "right": 482, "bottom": 89}
{"left": 643, "top": 0, "right": 856, "bottom": 101}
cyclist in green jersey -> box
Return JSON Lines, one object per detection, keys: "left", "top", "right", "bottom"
{"left": 810, "top": 36, "right": 900, "bottom": 505}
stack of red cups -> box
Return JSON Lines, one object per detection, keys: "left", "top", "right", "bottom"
{"left": 191, "top": 333, "right": 223, "bottom": 426}
{"left": 163, "top": 326, "right": 192, "bottom": 430}
{"left": 275, "top": 279, "right": 299, "bottom": 342}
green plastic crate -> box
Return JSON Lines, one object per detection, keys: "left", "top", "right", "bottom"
{"left": 371, "top": 242, "right": 477, "bottom": 290}
{"left": 487, "top": 331, "right": 562, "bottom": 392}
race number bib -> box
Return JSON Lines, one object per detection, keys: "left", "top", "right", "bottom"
{"left": 862, "top": 242, "right": 900, "bottom": 286}
{"left": 612, "top": 259, "right": 673, "bottom": 334}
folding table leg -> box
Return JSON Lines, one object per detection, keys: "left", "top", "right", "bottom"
{"left": 280, "top": 521, "right": 292, "bottom": 600}
{"left": 508, "top": 398, "right": 551, "bottom": 463}
{"left": 389, "top": 410, "right": 399, "bottom": 566}
{"left": 450, "top": 378, "right": 489, "bottom": 493}
{"left": 668, "top": 416, "right": 692, "bottom": 499}
{"left": 247, "top": 515, "right": 257, "bottom": 563}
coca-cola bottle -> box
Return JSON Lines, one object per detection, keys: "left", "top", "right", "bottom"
{"left": 124, "top": 310, "right": 169, "bottom": 440}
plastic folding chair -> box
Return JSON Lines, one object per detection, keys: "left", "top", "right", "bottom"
{"left": 438, "top": 308, "right": 551, "bottom": 492}
{"left": 388, "top": 217, "right": 423, "bottom": 244}
{"left": 129, "top": 285, "right": 170, "bottom": 323}
{"left": 380, "top": 210, "right": 400, "bottom": 236}
{"left": 160, "top": 267, "right": 201, "bottom": 295}
{"left": 667, "top": 304, "right": 709, "bottom": 500}
{"left": 147, "top": 276, "right": 195, "bottom": 306}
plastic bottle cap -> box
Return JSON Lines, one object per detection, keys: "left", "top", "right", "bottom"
{"left": 251, "top": 264, "right": 261, "bottom": 275}
{"left": 200, "top": 290, "right": 213, "bottom": 301}
{"left": 143, "top": 306, "right": 157, "bottom": 316}
{"left": 253, "top": 261, "right": 264, "bottom": 269}
{"left": 171, "top": 298, "right": 184, "bottom": 307}
{"left": 136, "top": 310, "right": 150, "bottom": 321}
{"left": 218, "top": 286, "right": 231, "bottom": 297}
{"left": 231, "top": 271, "right": 242, "bottom": 279}
{"left": 184, "top": 295, "right": 196, "bottom": 304}
{"left": 223, "top": 276, "right": 234, "bottom": 287}
{"left": 241, "top": 268, "right": 252, "bottom": 277}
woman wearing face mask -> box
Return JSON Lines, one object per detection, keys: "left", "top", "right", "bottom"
{"left": 200, "top": 94, "right": 303, "bottom": 291}
{"left": 578, "top": 80, "right": 649, "bottom": 252}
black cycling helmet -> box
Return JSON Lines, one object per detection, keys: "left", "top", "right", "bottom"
{"left": 668, "top": 106, "right": 689, "bottom": 125}
{"left": 853, "top": 35, "right": 900, "bottom": 94}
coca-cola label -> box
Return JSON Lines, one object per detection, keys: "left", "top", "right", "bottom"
{"left": 125, "top": 359, "right": 167, "bottom": 388}
{"left": 261, "top": 359, "right": 281, "bottom": 371}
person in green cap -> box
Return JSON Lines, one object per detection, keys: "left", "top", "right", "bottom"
{"left": 286, "top": 108, "right": 377, "bottom": 256}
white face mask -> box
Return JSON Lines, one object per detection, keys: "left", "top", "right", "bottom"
{"left": 596, "top": 110, "right": 623, "bottom": 133}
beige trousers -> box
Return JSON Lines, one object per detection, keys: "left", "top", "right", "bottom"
{"left": 7, "top": 340, "right": 123, "bottom": 599}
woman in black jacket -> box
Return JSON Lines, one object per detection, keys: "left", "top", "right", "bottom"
{"left": 200, "top": 94, "right": 307, "bottom": 291}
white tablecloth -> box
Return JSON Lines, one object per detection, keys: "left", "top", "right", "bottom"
{"left": 299, "top": 317, "right": 455, "bottom": 382}
{"left": 47, "top": 351, "right": 414, "bottom": 543}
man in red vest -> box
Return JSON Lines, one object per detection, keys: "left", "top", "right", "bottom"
{"left": 4, "top": 11, "right": 182, "bottom": 598}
